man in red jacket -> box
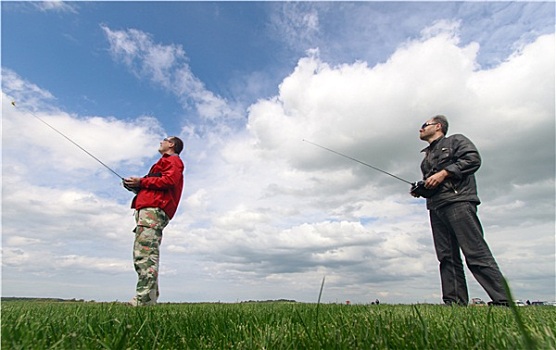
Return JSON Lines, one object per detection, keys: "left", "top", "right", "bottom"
{"left": 124, "top": 136, "right": 184, "bottom": 306}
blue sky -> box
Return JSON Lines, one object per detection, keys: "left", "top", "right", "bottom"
{"left": 2, "top": 1, "right": 555, "bottom": 304}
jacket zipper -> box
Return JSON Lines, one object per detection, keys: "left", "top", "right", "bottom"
{"left": 450, "top": 181, "right": 458, "bottom": 194}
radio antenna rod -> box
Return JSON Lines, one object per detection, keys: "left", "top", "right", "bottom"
{"left": 11, "top": 101, "right": 125, "bottom": 180}
{"left": 302, "top": 139, "right": 413, "bottom": 185}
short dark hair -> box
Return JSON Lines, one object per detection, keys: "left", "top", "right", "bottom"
{"left": 168, "top": 136, "right": 184, "bottom": 155}
{"left": 432, "top": 115, "right": 449, "bottom": 135}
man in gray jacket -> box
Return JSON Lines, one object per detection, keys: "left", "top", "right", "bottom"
{"left": 412, "top": 115, "right": 509, "bottom": 306}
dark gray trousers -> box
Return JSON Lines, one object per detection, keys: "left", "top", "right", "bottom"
{"left": 429, "top": 202, "right": 508, "bottom": 305}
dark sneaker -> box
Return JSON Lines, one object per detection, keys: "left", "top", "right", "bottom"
{"left": 488, "top": 301, "right": 509, "bottom": 307}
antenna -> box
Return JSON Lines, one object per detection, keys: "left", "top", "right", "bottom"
{"left": 11, "top": 101, "right": 125, "bottom": 180}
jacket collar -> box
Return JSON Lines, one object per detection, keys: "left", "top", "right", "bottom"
{"left": 162, "top": 153, "right": 179, "bottom": 158}
{"left": 421, "top": 135, "right": 445, "bottom": 153}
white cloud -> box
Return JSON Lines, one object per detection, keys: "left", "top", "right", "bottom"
{"left": 5, "top": 236, "right": 43, "bottom": 246}
{"left": 2, "top": 71, "right": 166, "bottom": 187}
{"left": 2, "top": 20, "right": 553, "bottom": 304}
{"left": 2, "top": 68, "right": 55, "bottom": 106}
{"left": 1, "top": 74, "right": 167, "bottom": 300}
{"left": 170, "top": 25, "right": 554, "bottom": 302}
{"left": 57, "top": 255, "right": 129, "bottom": 273}
{"left": 2, "top": 249, "right": 31, "bottom": 267}
{"left": 268, "top": 3, "right": 321, "bottom": 51}
{"left": 101, "top": 25, "right": 240, "bottom": 122}
{"left": 34, "top": 1, "right": 77, "bottom": 14}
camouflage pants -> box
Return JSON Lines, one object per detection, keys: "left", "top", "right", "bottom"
{"left": 132, "top": 207, "right": 169, "bottom": 306}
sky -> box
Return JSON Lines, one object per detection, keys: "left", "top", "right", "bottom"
{"left": 1, "top": 1, "right": 555, "bottom": 305}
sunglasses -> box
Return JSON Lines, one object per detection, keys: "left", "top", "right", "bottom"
{"left": 421, "top": 122, "right": 439, "bottom": 129}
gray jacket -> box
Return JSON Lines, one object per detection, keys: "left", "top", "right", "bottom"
{"left": 420, "top": 134, "right": 481, "bottom": 210}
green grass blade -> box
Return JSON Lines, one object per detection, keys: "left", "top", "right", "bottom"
{"left": 503, "top": 276, "right": 536, "bottom": 350}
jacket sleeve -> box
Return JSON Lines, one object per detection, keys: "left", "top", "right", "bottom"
{"left": 443, "top": 134, "right": 481, "bottom": 180}
{"left": 140, "top": 157, "right": 184, "bottom": 190}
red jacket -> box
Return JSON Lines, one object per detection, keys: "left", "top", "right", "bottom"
{"left": 131, "top": 153, "right": 184, "bottom": 219}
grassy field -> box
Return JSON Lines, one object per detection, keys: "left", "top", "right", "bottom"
{"left": 2, "top": 300, "right": 555, "bottom": 349}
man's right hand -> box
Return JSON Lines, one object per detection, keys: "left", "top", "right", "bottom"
{"left": 410, "top": 181, "right": 439, "bottom": 198}
{"left": 123, "top": 178, "right": 140, "bottom": 194}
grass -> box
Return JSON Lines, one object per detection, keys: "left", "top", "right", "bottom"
{"left": 2, "top": 300, "right": 555, "bottom": 349}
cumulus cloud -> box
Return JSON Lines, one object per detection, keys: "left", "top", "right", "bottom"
{"left": 172, "top": 24, "right": 554, "bottom": 302}
{"left": 1, "top": 73, "right": 168, "bottom": 300}
{"left": 2, "top": 70, "right": 166, "bottom": 189}
{"left": 2, "top": 19, "right": 553, "bottom": 303}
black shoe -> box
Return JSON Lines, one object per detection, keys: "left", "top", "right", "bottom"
{"left": 444, "top": 301, "right": 467, "bottom": 307}
{"left": 488, "top": 301, "right": 509, "bottom": 307}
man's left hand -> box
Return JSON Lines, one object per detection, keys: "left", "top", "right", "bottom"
{"left": 124, "top": 177, "right": 141, "bottom": 187}
{"left": 425, "top": 169, "right": 450, "bottom": 189}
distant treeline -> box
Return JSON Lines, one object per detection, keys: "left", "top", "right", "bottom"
{"left": 1, "top": 297, "right": 297, "bottom": 304}
{"left": 1, "top": 297, "right": 88, "bottom": 303}
{"left": 240, "top": 299, "right": 297, "bottom": 304}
